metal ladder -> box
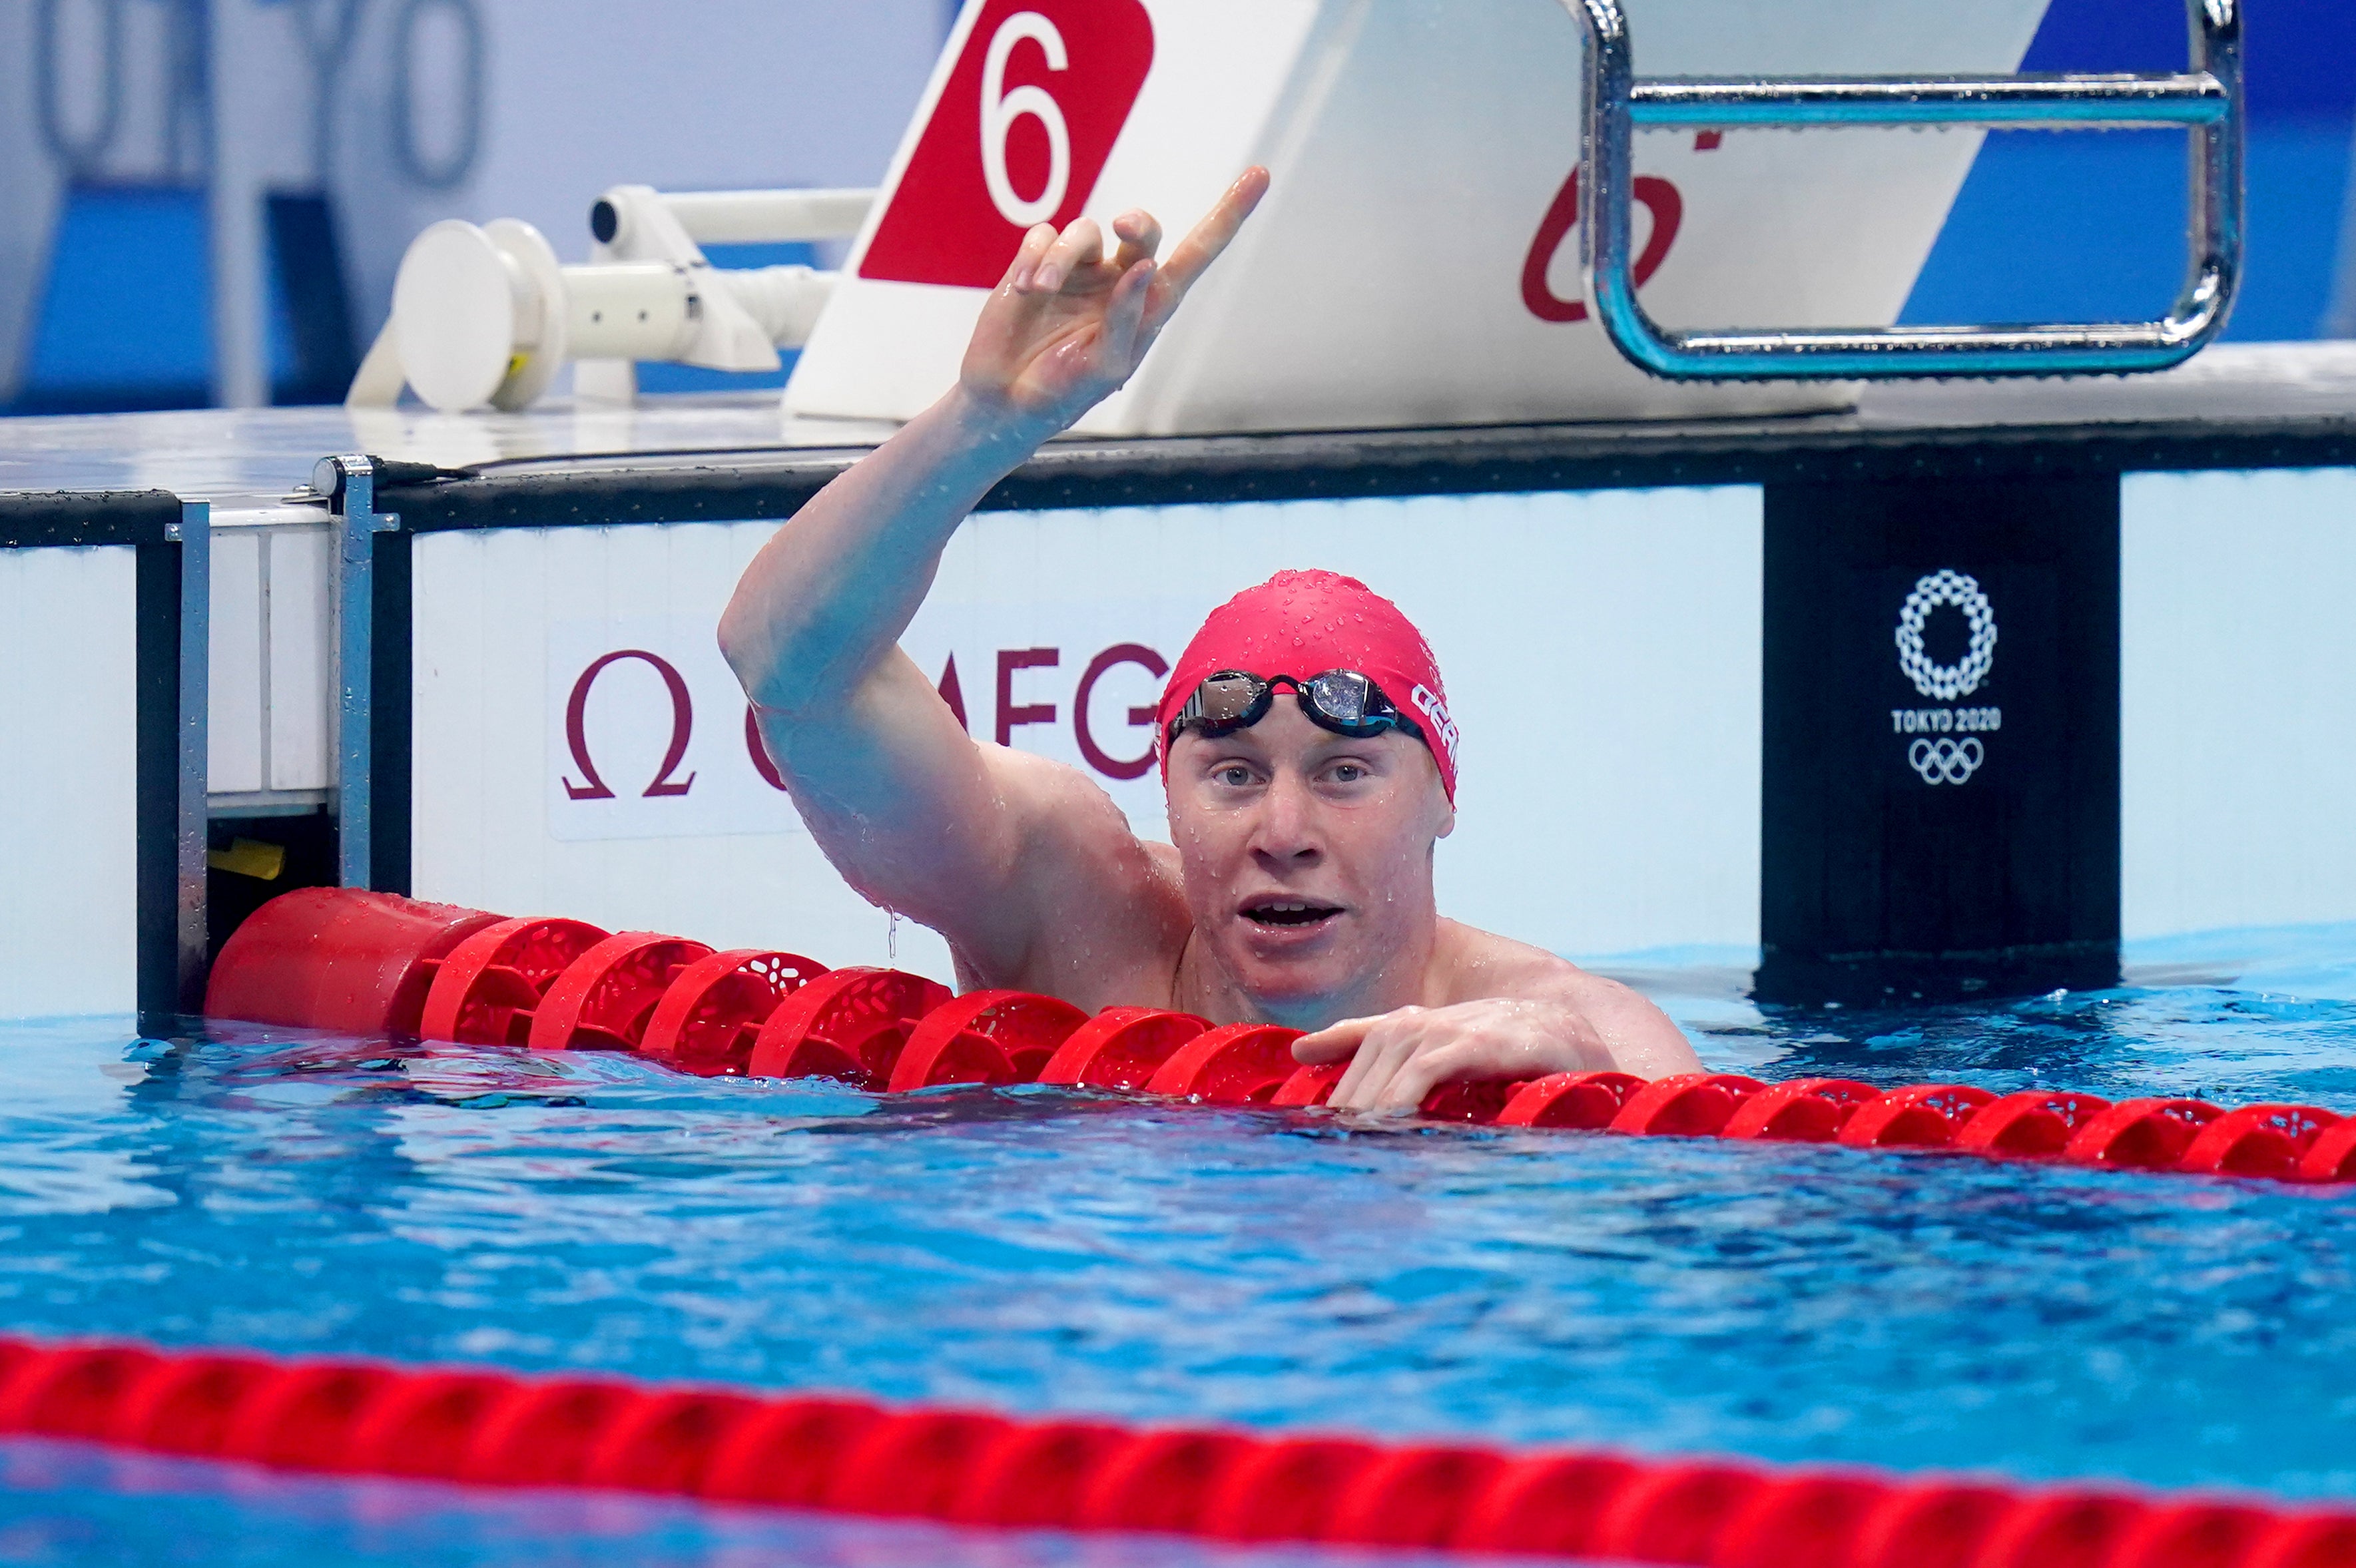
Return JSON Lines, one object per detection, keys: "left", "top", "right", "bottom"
{"left": 1566, "top": 0, "right": 2242, "bottom": 378}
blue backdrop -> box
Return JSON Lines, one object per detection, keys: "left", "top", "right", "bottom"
{"left": 1905, "top": 0, "right": 2356, "bottom": 340}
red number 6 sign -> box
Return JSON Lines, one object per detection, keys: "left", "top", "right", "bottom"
{"left": 860, "top": 0, "right": 1156, "bottom": 290}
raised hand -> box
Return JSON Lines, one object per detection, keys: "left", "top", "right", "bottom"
{"left": 959, "top": 166, "right": 1269, "bottom": 437}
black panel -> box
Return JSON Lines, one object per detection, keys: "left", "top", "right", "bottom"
{"left": 372, "top": 527, "right": 414, "bottom": 896}
{"left": 134, "top": 538, "right": 186, "bottom": 1027}
{"left": 1759, "top": 475, "right": 2120, "bottom": 1003}
{"left": 0, "top": 489, "right": 181, "bottom": 547}
{"left": 377, "top": 413, "right": 2356, "bottom": 535}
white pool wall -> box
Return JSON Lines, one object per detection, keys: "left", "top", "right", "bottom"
{"left": 2121, "top": 467, "right": 2356, "bottom": 941}
{"left": 0, "top": 547, "right": 139, "bottom": 1017}
{"left": 16, "top": 467, "right": 2356, "bottom": 1014}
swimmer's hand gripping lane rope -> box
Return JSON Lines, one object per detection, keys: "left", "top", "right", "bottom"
{"left": 0, "top": 1332, "right": 2348, "bottom": 1568}
{"left": 1569, "top": 0, "right": 2241, "bottom": 378}
{"left": 202, "top": 890, "right": 2356, "bottom": 1188}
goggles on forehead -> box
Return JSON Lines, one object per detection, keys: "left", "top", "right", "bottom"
{"left": 1166, "top": 668, "right": 1428, "bottom": 748}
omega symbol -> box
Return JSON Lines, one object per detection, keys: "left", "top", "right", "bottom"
{"left": 563, "top": 650, "right": 697, "bottom": 800}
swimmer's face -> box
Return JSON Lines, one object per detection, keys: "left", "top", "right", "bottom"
{"left": 1166, "top": 700, "right": 1454, "bottom": 1023}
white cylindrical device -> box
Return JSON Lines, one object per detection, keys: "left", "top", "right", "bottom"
{"left": 563, "top": 264, "right": 699, "bottom": 360}
{"left": 592, "top": 187, "right": 875, "bottom": 248}
{"left": 379, "top": 217, "right": 842, "bottom": 411}
{"left": 718, "top": 266, "right": 836, "bottom": 348}
{"left": 390, "top": 218, "right": 568, "bottom": 413}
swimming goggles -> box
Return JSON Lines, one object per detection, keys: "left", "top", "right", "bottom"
{"left": 1166, "top": 669, "right": 1427, "bottom": 747}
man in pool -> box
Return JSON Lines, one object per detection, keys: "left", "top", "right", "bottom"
{"left": 719, "top": 169, "right": 1701, "bottom": 1107}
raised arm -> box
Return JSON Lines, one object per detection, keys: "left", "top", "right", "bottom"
{"left": 719, "top": 170, "right": 1268, "bottom": 981}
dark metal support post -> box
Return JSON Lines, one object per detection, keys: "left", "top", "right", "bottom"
{"left": 324, "top": 454, "right": 402, "bottom": 890}
{"left": 131, "top": 501, "right": 210, "bottom": 1026}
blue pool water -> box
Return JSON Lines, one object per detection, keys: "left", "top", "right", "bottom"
{"left": 3, "top": 927, "right": 2355, "bottom": 1564}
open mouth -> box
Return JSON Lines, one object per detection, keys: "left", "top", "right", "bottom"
{"left": 1241, "top": 899, "right": 1344, "bottom": 928}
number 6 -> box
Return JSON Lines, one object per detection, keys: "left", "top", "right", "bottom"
{"left": 981, "top": 12, "right": 1071, "bottom": 228}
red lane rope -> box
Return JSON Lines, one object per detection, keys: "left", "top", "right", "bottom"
{"left": 0, "top": 1333, "right": 2348, "bottom": 1567}
{"left": 204, "top": 891, "right": 2356, "bottom": 1187}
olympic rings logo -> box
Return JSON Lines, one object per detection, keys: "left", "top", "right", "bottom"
{"left": 1909, "top": 736, "right": 1984, "bottom": 786}
{"left": 1895, "top": 569, "right": 1997, "bottom": 701}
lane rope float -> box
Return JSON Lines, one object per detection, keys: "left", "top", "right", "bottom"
{"left": 0, "top": 1332, "right": 2347, "bottom": 1568}
{"left": 204, "top": 890, "right": 2356, "bottom": 1187}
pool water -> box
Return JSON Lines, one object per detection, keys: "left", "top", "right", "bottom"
{"left": 2, "top": 925, "right": 2354, "bottom": 1565}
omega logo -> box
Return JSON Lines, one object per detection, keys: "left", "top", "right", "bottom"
{"left": 559, "top": 639, "right": 1171, "bottom": 808}
{"left": 1520, "top": 132, "right": 1718, "bottom": 326}
{"left": 563, "top": 650, "right": 701, "bottom": 800}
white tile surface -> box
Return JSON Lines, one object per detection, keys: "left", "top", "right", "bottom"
{"left": 266, "top": 527, "right": 336, "bottom": 792}
{"left": 2123, "top": 468, "right": 2356, "bottom": 938}
{"left": 206, "top": 530, "right": 264, "bottom": 794}
{"left": 0, "top": 547, "right": 137, "bottom": 1018}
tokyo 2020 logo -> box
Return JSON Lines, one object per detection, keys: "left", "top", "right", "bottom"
{"left": 1891, "top": 571, "right": 1998, "bottom": 786}
{"left": 1895, "top": 569, "right": 1997, "bottom": 702}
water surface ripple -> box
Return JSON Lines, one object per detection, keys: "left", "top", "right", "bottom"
{"left": 2, "top": 931, "right": 2353, "bottom": 1563}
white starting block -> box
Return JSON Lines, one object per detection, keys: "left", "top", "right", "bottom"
{"left": 786, "top": 0, "right": 2053, "bottom": 433}
{"left": 356, "top": 0, "right": 2181, "bottom": 427}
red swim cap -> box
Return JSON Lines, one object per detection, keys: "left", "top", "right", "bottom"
{"left": 1155, "top": 569, "right": 1458, "bottom": 802}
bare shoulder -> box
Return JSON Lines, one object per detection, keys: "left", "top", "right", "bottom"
{"left": 976, "top": 744, "right": 1192, "bottom": 1005}
{"left": 1432, "top": 920, "right": 1702, "bottom": 1076}
{"left": 1428, "top": 919, "right": 1629, "bottom": 1011}
{"left": 988, "top": 744, "right": 1159, "bottom": 880}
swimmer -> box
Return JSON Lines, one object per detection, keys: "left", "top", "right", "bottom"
{"left": 720, "top": 169, "right": 1701, "bottom": 1107}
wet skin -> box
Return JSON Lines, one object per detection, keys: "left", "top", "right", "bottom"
{"left": 1165, "top": 704, "right": 1451, "bottom": 1025}
{"left": 719, "top": 170, "right": 1700, "bottom": 1109}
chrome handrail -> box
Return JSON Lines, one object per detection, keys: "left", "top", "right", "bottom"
{"left": 1568, "top": 0, "right": 2243, "bottom": 379}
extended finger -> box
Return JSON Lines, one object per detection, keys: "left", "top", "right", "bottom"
{"left": 1099, "top": 256, "right": 1156, "bottom": 370}
{"left": 1109, "top": 208, "right": 1163, "bottom": 274}
{"left": 1372, "top": 1043, "right": 1480, "bottom": 1113}
{"left": 1004, "top": 223, "right": 1057, "bottom": 293}
{"left": 1292, "top": 1015, "right": 1377, "bottom": 1064}
{"left": 1338, "top": 1045, "right": 1424, "bottom": 1112}
{"left": 1034, "top": 217, "right": 1105, "bottom": 294}
{"left": 1147, "top": 166, "right": 1269, "bottom": 318}
{"left": 1332, "top": 1020, "right": 1424, "bottom": 1111}
{"left": 1328, "top": 1028, "right": 1390, "bottom": 1108}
